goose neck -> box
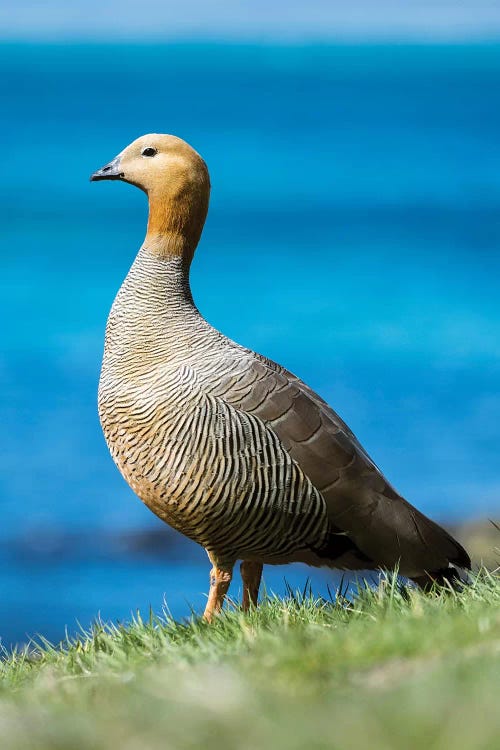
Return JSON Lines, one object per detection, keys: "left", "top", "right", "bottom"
{"left": 143, "top": 184, "right": 208, "bottom": 264}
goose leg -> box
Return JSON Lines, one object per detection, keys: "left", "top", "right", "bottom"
{"left": 240, "top": 560, "right": 263, "bottom": 611}
{"left": 203, "top": 561, "right": 233, "bottom": 622}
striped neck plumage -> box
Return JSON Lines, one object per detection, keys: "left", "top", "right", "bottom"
{"left": 104, "top": 249, "right": 202, "bottom": 362}
{"left": 131, "top": 247, "right": 197, "bottom": 314}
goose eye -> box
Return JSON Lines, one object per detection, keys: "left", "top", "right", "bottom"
{"left": 142, "top": 147, "right": 157, "bottom": 157}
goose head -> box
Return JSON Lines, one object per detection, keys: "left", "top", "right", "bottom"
{"left": 91, "top": 134, "right": 210, "bottom": 259}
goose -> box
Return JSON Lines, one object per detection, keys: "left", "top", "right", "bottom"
{"left": 91, "top": 134, "right": 470, "bottom": 621}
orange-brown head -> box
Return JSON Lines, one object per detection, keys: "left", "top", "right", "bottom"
{"left": 91, "top": 134, "right": 210, "bottom": 262}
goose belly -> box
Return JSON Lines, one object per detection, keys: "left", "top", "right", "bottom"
{"left": 98, "top": 379, "right": 328, "bottom": 562}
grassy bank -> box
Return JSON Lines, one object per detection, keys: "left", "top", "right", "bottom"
{"left": 1, "top": 570, "right": 499, "bottom": 750}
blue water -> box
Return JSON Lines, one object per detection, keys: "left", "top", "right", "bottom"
{"left": 1, "top": 42, "right": 500, "bottom": 647}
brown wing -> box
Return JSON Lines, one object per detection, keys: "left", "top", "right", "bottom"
{"left": 214, "top": 353, "right": 470, "bottom": 577}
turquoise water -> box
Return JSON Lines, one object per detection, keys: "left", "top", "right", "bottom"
{"left": 1, "top": 42, "right": 500, "bottom": 646}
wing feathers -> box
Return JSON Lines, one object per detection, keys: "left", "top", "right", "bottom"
{"left": 218, "top": 354, "right": 470, "bottom": 575}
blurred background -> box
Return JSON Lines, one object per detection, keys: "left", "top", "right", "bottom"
{"left": 1, "top": 1, "right": 500, "bottom": 649}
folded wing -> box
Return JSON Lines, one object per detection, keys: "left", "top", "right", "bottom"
{"left": 214, "top": 353, "right": 470, "bottom": 577}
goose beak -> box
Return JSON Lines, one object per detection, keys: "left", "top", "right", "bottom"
{"left": 90, "top": 155, "right": 124, "bottom": 182}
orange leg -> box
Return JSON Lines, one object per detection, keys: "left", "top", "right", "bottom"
{"left": 203, "top": 562, "right": 233, "bottom": 622}
{"left": 240, "top": 560, "right": 263, "bottom": 611}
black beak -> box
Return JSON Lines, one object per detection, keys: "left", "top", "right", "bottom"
{"left": 90, "top": 155, "right": 124, "bottom": 182}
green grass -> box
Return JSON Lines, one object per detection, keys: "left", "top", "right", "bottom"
{"left": 1, "top": 570, "right": 500, "bottom": 750}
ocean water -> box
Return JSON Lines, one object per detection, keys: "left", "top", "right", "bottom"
{"left": 1, "top": 42, "right": 500, "bottom": 647}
